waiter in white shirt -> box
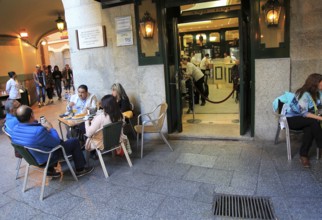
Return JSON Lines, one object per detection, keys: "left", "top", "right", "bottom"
{"left": 190, "top": 52, "right": 199, "bottom": 67}
{"left": 182, "top": 57, "right": 207, "bottom": 111}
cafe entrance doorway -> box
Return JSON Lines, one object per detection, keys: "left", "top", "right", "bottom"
{"left": 163, "top": 0, "right": 252, "bottom": 138}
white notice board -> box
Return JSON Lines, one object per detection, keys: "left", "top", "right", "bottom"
{"left": 76, "top": 26, "right": 107, "bottom": 50}
{"left": 115, "top": 16, "right": 133, "bottom": 46}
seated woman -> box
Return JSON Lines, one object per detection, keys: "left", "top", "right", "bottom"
{"left": 286, "top": 73, "right": 322, "bottom": 168}
{"left": 111, "top": 83, "right": 132, "bottom": 113}
{"left": 85, "top": 94, "right": 132, "bottom": 155}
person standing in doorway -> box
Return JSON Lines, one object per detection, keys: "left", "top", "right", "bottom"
{"left": 52, "top": 65, "right": 63, "bottom": 100}
{"left": 33, "top": 65, "right": 46, "bottom": 108}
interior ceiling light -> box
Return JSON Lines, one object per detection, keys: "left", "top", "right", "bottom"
{"left": 19, "top": 29, "right": 28, "bottom": 38}
{"left": 178, "top": 20, "right": 212, "bottom": 27}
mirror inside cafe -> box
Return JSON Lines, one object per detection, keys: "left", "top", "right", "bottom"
{"left": 178, "top": 2, "right": 241, "bottom": 137}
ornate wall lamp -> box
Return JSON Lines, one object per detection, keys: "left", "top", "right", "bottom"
{"left": 262, "top": 0, "right": 282, "bottom": 27}
{"left": 55, "top": 15, "right": 65, "bottom": 32}
{"left": 139, "top": 11, "right": 155, "bottom": 39}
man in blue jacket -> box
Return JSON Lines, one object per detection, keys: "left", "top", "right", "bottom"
{"left": 4, "top": 99, "right": 21, "bottom": 136}
{"left": 11, "top": 105, "right": 94, "bottom": 177}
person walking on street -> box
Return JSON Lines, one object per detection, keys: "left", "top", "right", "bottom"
{"left": 52, "top": 65, "right": 63, "bottom": 100}
{"left": 33, "top": 65, "right": 46, "bottom": 107}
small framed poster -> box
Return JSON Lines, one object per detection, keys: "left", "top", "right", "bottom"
{"left": 76, "top": 26, "right": 107, "bottom": 50}
{"left": 115, "top": 16, "right": 133, "bottom": 46}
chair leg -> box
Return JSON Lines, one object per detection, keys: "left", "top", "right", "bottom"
{"left": 274, "top": 125, "right": 281, "bottom": 145}
{"left": 136, "top": 132, "right": 139, "bottom": 152}
{"left": 62, "top": 152, "right": 78, "bottom": 181}
{"left": 285, "top": 129, "right": 292, "bottom": 161}
{"left": 317, "top": 148, "right": 320, "bottom": 160}
{"left": 121, "top": 143, "right": 133, "bottom": 167}
{"left": 96, "top": 149, "right": 109, "bottom": 178}
{"left": 22, "top": 164, "right": 30, "bottom": 192}
{"left": 40, "top": 166, "right": 49, "bottom": 201}
{"left": 129, "top": 120, "right": 136, "bottom": 138}
{"left": 15, "top": 158, "right": 22, "bottom": 180}
{"left": 141, "top": 133, "right": 144, "bottom": 159}
{"left": 160, "top": 132, "right": 173, "bottom": 151}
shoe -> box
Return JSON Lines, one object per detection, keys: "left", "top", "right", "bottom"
{"left": 50, "top": 99, "right": 54, "bottom": 104}
{"left": 38, "top": 103, "right": 41, "bottom": 108}
{"left": 47, "top": 170, "right": 61, "bottom": 178}
{"left": 76, "top": 166, "right": 94, "bottom": 177}
{"left": 41, "top": 102, "right": 45, "bottom": 106}
{"left": 299, "top": 156, "right": 310, "bottom": 168}
{"left": 201, "top": 102, "right": 206, "bottom": 106}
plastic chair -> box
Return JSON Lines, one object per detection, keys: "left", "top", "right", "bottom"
{"left": 93, "top": 121, "right": 132, "bottom": 178}
{"left": 11, "top": 143, "right": 78, "bottom": 201}
{"left": 2, "top": 126, "right": 23, "bottom": 179}
{"left": 122, "top": 103, "right": 136, "bottom": 138}
{"left": 134, "top": 102, "right": 173, "bottom": 158}
{"left": 274, "top": 101, "right": 320, "bottom": 160}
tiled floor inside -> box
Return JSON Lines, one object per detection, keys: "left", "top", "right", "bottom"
{"left": 1, "top": 97, "right": 322, "bottom": 219}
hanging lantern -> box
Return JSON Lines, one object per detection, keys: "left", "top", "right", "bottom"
{"left": 139, "top": 11, "right": 155, "bottom": 39}
{"left": 262, "top": 0, "right": 282, "bottom": 27}
{"left": 56, "top": 15, "right": 65, "bottom": 32}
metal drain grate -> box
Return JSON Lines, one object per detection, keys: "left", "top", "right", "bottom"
{"left": 213, "top": 194, "right": 276, "bottom": 219}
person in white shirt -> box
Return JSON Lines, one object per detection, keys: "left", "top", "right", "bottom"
{"left": 67, "top": 84, "right": 98, "bottom": 114}
{"left": 6, "top": 71, "right": 21, "bottom": 101}
{"left": 200, "top": 54, "right": 210, "bottom": 74}
{"left": 224, "top": 52, "right": 232, "bottom": 64}
{"left": 182, "top": 57, "right": 207, "bottom": 113}
{"left": 190, "top": 52, "right": 199, "bottom": 66}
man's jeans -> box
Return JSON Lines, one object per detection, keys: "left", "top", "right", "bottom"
{"left": 36, "top": 86, "right": 46, "bottom": 103}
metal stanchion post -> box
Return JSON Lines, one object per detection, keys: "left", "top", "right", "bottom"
{"left": 187, "top": 77, "right": 201, "bottom": 124}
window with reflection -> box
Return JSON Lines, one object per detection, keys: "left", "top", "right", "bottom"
{"left": 183, "top": 34, "right": 193, "bottom": 47}
{"left": 209, "top": 32, "right": 220, "bottom": 42}
{"left": 225, "top": 30, "right": 239, "bottom": 41}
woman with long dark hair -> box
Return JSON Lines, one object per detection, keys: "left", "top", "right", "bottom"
{"left": 286, "top": 73, "right": 322, "bottom": 167}
{"left": 85, "top": 94, "right": 132, "bottom": 155}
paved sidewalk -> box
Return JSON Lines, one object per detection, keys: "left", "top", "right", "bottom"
{"left": 1, "top": 126, "right": 322, "bottom": 220}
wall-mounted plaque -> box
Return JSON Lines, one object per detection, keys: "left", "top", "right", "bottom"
{"left": 76, "top": 26, "right": 107, "bottom": 50}
{"left": 115, "top": 16, "right": 133, "bottom": 46}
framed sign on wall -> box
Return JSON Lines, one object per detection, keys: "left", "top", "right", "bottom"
{"left": 76, "top": 26, "right": 107, "bottom": 50}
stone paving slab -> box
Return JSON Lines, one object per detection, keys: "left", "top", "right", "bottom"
{"left": 176, "top": 153, "right": 217, "bottom": 168}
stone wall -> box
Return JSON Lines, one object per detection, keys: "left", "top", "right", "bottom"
{"left": 254, "top": 58, "right": 290, "bottom": 140}
{"left": 290, "top": 0, "right": 322, "bottom": 91}
{"left": 62, "top": 0, "right": 166, "bottom": 128}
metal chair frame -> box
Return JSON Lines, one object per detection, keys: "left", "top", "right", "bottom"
{"left": 86, "top": 121, "right": 132, "bottom": 178}
{"left": 11, "top": 143, "right": 78, "bottom": 201}
{"left": 2, "top": 126, "right": 23, "bottom": 179}
{"left": 135, "top": 102, "right": 173, "bottom": 158}
{"left": 274, "top": 103, "right": 320, "bottom": 160}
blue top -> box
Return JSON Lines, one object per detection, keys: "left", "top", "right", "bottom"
{"left": 285, "top": 92, "right": 322, "bottom": 117}
{"left": 11, "top": 123, "right": 61, "bottom": 164}
{"left": 4, "top": 113, "right": 19, "bottom": 136}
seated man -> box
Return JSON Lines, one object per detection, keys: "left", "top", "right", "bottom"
{"left": 67, "top": 84, "right": 98, "bottom": 114}
{"left": 66, "top": 84, "right": 98, "bottom": 139}
{"left": 11, "top": 105, "right": 94, "bottom": 177}
{"left": 4, "top": 99, "right": 21, "bottom": 136}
